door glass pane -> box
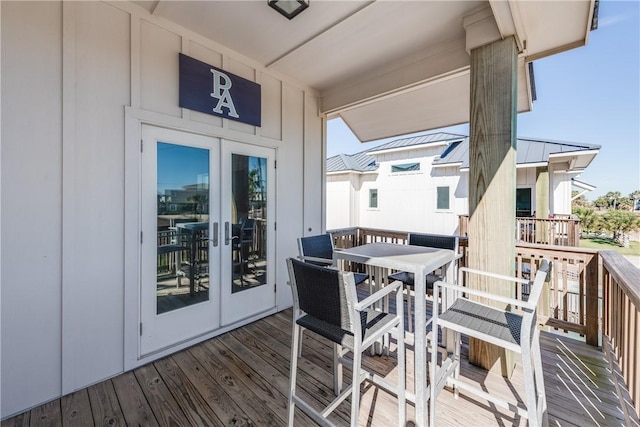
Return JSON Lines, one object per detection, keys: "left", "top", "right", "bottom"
{"left": 231, "top": 154, "right": 267, "bottom": 293}
{"left": 156, "top": 142, "right": 210, "bottom": 314}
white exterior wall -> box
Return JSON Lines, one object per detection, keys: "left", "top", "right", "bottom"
{"left": 551, "top": 169, "right": 575, "bottom": 215}
{"left": 326, "top": 154, "right": 575, "bottom": 235}
{"left": 326, "top": 173, "right": 355, "bottom": 230}
{"left": 355, "top": 146, "right": 463, "bottom": 234}
{"left": 1, "top": 1, "right": 322, "bottom": 418}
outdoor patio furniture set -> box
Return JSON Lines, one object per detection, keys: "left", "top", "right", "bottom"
{"left": 287, "top": 233, "right": 552, "bottom": 426}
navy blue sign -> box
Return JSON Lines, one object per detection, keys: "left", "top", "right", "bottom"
{"left": 179, "top": 53, "right": 261, "bottom": 127}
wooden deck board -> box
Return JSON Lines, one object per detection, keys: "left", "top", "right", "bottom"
{"left": 86, "top": 379, "right": 126, "bottom": 427}
{"left": 111, "top": 372, "right": 159, "bottom": 427}
{"left": 60, "top": 389, "right": 94, "bottom": 427}
{"left": 2, "top": 308, "right": 638, "bottom": 427}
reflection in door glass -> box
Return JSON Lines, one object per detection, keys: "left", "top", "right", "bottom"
{"left": 156, "top": 142, "right": 210, "bottom": 314}
{"left": 231, "top": 154, "right": 267, "bottom": 293}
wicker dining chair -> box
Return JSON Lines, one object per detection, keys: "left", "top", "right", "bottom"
{"left": 388, "top": 232, "right": 459, "bottom": 332}
{"left": 297, "top": 233, "right": 368, "bottom": 286}
{"left": 430, "top": 259, "right": 552, "bottom": 427}
{"left": 286, "top": 257, "right": 406, "bottom": 426}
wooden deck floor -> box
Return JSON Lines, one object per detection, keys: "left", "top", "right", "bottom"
{"left": 2, "top": 308, "right": 638, "bottom": 427}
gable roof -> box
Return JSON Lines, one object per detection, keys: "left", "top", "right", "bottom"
{"left": 328, "top": 133, "right": 600, "bottom": 173}
{"left": 327, "top": 132, "right": 465, "bottom": 173}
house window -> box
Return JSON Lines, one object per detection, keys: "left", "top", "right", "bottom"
{"left": 391, "top": 162, "right": 420, "bottom": 173}
{"left": 516, "top": 188, "right": 532, "bottom": 217}
{"left": 436, "top": 186, "right": 450, "bottom": 210}
{"left": 369, "top": 189, "right": 378, "bottom": 208}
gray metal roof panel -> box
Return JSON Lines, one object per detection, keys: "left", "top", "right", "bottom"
{"left": 367, "top": 132, "right": 467, "bottom": 153}
{"left": 329, "top": 134, "right": 600, "bottom": 172}
{"left": 433, "top": 137, "right": 601, "bottom": 168}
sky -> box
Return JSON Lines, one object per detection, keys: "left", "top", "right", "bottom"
{"left": 327, "top": 0, "right": 640, "bottom": 200}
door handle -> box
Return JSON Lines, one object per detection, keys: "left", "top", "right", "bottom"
{"left": 210, "top": 222, "right": 219, "bottom": 247}
{"left": 224, "top": 221, "right": 230, "bottom": 245}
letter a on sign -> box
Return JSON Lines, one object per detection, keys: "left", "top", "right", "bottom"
{"left": 210, "top": 69, "right": 239, "bottom": 118}
{"left": 179, "top": 53, "right": 261, "bottom": 126}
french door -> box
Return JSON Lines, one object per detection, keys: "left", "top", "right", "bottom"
{"left": 140, "top": 126, "right": 275, "bottom": 356}
{"left": 220, "top": 140, "right": 276, "bottom": 326}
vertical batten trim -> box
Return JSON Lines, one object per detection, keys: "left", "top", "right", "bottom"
{"left": 123, "top": 108, "right": 141, "bottom": 371}
{"left": 130, "top": 13, "right": 141, "bottom": 109}
{"left": 181, "top": 36, "right": 188, "bottom": 120}
{"left": 61, "top": 0, "right": 77, "bottom": 395}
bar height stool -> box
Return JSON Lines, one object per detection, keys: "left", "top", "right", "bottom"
{"left": 286, "top": 257, "right": 406, "bottom": 426}
{"left": 430, "top": 259, "right": 552, "bottom": 427}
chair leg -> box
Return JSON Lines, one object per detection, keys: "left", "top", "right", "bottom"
{"left": 532, "top": 337, "right": 548, "bottom": 426}
{"left": 429, "top": 323, "right": 439, "bottom": 427}
{"left": 453, "top": 330, "right": 461, "bottom": 399}
{"left": 522, "top": 342, "right": 539, "bottom": 426}
{"left": 397, "top": 319, "right": 406, "bottom": 425}
{"left": 288, "top": 323, "right": 300, "bottom": 426}
{"left": 297, "top": 327, "right": 304, "bottom": 358}
{"left": 350, "top": 345, "right": 363, "bottom": 427}
{"left": 333, "top": 343, "right": 344, "bottom": 395}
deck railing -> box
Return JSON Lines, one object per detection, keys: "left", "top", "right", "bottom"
{"left": 329, "top": 226, "right": 640, "bottom": 418}
{"left": 331, "top": 227, "right": 598, "bottom": 343}
{"left": 601, "top": 250, "right": 640, "bottom": 417}
{"left": 458, "top": 215, "right": 580, "bottom": 246}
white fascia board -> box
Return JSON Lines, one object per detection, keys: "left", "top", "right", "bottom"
{"left": 327, "top": 170, "right": 359, "bottom": 176}
{"left": 516, "top": 162, "right": 547, "bottom": 169}
{"left": 548, "top": 149, "right": 600, "bottom": 159}
{"left": 368, "top": 141, "right": 450, "bottom": 156}
{"left": 432, "top": 162, "right": 462, "bottom": 169}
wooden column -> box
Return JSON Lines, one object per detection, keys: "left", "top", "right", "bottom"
{"left": 468, "top": 37, "right": 518, "bottom": 377}
{"left": 536, "top": 167, "right": 550, "bottom": 243}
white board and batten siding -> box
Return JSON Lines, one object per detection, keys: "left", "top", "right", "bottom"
{"left": 325, "top": 151, "right": 579, "bottom": 236}
{"left": 0, "top": 1, "right": 323, "bottom": 418}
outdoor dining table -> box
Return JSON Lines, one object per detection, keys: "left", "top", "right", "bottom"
{"left": 333, "top": 241, "right": 456, "bottom": 427}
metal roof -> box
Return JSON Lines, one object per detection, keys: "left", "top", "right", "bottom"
{"left": 327, "top": 132, "right": 465, "bottom": 173}
{"left": 328, "top": 133, "right": 601, "bottom": 173}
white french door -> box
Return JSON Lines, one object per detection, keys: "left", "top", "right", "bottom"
{"left": 140, "top": 125, "right": 221, "bottom": 355}
{"left": 220, "top": 140, "right": 276, "bottom": 325}
{"left": 139, "top": 126, "right": 276, "bottom": 356}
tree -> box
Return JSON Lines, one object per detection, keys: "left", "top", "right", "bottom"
{"left": 600, "top": 209, "right": 640, "bottom": 247}
{"left": 573, "top": 206, "right": 599, "bottom": 236}
{"left": 593, "top": 196, "right": 609, "bottom": 210}
{"left": 605, "top": 191, "right": 622, "bottom": 210}
{"left": 617, "top": 197, "right": 633, "bottom": 211}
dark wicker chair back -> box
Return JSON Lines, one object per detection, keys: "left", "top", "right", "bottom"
{"left": 298, "top": 233, "right": 334, "bottom": 266}
{"left": 288, "top": 257, "right": 351, "bottom": 331}
{"left": 408, "top": 232, "right": 458, "bottom": 251}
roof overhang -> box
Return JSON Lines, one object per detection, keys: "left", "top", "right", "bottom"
{"left": 549, "top": 149, "right": 600, "bottom": 171}
{"left": 131, "top": 0, "right": 596, "bottom": 142}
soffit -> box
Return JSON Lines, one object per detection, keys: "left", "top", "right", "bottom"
{"left": 132, "top": 0, "right": 595, "bottom": 142}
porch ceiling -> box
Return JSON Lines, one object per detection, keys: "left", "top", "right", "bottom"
{"left": 132, "top": 0, "right": 596, "bottom": 142}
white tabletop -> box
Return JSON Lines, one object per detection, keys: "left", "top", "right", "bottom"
{"left": 334, "top": 242, "right": 453, "bottom": 275}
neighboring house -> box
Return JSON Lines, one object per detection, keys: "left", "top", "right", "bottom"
{"left": 327, "top": 132, "right": 600, "bottom": 235}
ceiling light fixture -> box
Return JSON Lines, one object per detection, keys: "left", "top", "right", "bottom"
{"left": 268, "top": 0, "right": 309, "bottom": 20}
